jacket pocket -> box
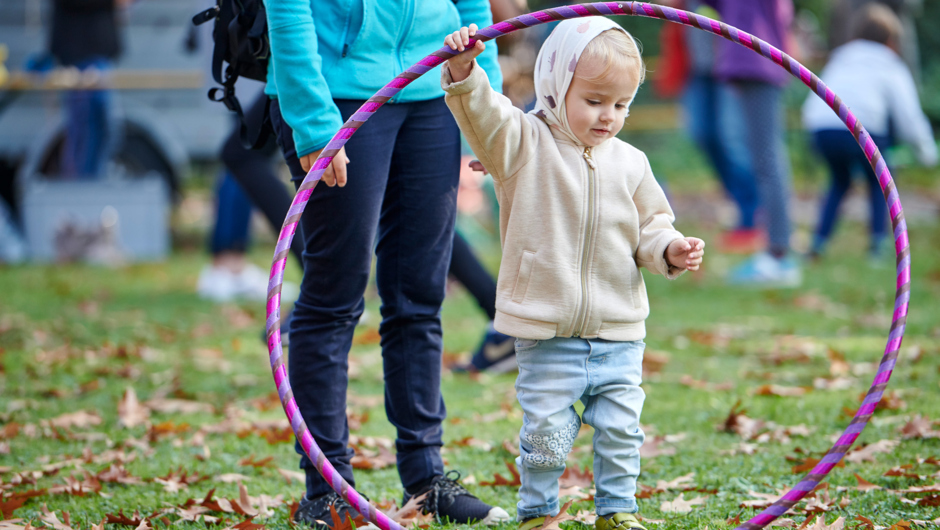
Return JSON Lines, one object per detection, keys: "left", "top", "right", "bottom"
{"left": 511, "top": 250, "right": 536, "bottom": 303}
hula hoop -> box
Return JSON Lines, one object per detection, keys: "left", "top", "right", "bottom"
{"left": 265, "top": 4, "right": 910, "bottom": 529}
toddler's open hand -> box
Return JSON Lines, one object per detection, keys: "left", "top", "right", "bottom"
{"left": 666, "top": 237, "right": 705, "bottom": 271}
{"left": 444, "top": 25, "right": 485, "bottom": 82}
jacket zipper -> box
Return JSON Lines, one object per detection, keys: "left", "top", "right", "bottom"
{"left": 572, "top": 146, "right": 597, "bottom": 337}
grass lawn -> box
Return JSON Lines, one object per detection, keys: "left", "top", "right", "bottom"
{"left": 1, "top": 163, "right": 939, "bottom": 530}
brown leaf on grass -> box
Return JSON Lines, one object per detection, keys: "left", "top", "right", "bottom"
{"left": 753, "top": 384, "right": 810, "bottom": 397}
{"left": 802, "top": 488, "right": 849, "bottom": 514}
{"left": 350, "top": 444, "right": 396, "bottom": 470}
{"left": 153, "top": 467, "right": 209, "bottom": 493}
{"left": 679, "top": 375, "right": 733, "bottom": 391}
{"left": 638, "top": 435, "right": 677, "bottom": 459}
{"left": 914, "top": 494, "right": 940, "bottom": 506}
{"left": 97, "top": 464, "right": 144, "bottom": 485}
{"left": 105, "top": 510, "right": 145, "bottom": 526}
{"left": 501, "top": 439, "right": 520, "bottom": 456}
{"left": 239, "top": 455, "right": 274, "bottom": 468}
{"left": 39, "top": 506, "right": 73, "bottom": 530}
{"left": 849, "top": 473, "right": 881, "bottom": 492}
{"left": 452, "top": 437, "right": 493, "bottom": 452}
{"left": 883, "top": 464, "right": 923, "bottom": 480}
{"left": 0, "top": 520, "right": 32, "bottom": 530}
{"left": 558, "top": 464, "right": 593, "bottom": 489}
{"left": 541, "top": 500, "right": 575, "bottom": 530}
{"left": 654, "top": 472, "right": 696, "bottom": 492}
{"left": 277, "top": 469, "right": 304, "bottom": 485}
{"left": 47, "top": 473, "right": 102, "bottom": 496}
{"left": 844, "top": 439, "right": 900, "bottom": 464}
{"left": 479, "top": 462, "right": 521, "bottom": 487}
{"left": 225, "top": 519, "right": 265, "bottom": 530}
{"left": 147, "top": 421, "right": 189, "bottom": 441}
{"left": 642, "top": 350, "right": 669, "bottom": 377}
{"left": 852, "top": 515, "right": 875, "bottom": 530}
{"left": 175, "top": 505, "right": 218, "bottom": 523}
{"left": 0, "top": 497, "right": 26, "bottom": 519}
{"left": 347, "top": 410, "right": 370, "bottom": 432}
{"left": 133, "top": 520, "right": 151, "bottom": 530}
{"left": 118, "top": 388, "right": 150, "bottom": 428}
{"left": 898, "top": 415, "right": 940, "bottom": 439}
{"left": 660, "top": 493, "right": 707, "bottom": 513}
{"left": 801, "top": 516, "right": 845, "bottom": 530}
{"left": 383, "top": 492, "right": 433, "bottom": 528}
{"left": 718, "top": 400, "right": 766, "bottom": 440}
{"left": 789, "top": 457, "right": 845, "bottom": 474}
{"left": 740, "top": 490, "right": 787, "bottom": 510}
{"left": 146, "top": 399, "right": 213, "bottom": 415}
{"left": 45, "top": 411, "right": 102, "bottom": 429}
{"left": 826, "top": 348, "right": 850, "bottom": 376}
{"left": 895, "top": 483, "right": 940, "bottom": 493}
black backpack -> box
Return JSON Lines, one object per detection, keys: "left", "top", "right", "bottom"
{"left": 192, "top": 0, "right": 271, "bottom": 149}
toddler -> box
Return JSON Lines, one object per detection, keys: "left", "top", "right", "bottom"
{"left": 442, "top": 17, "right": 704, "bottom": 530}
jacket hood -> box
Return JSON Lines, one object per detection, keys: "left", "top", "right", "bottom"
{"left": 530, "top": 17, "right": 633, "bottom": 146}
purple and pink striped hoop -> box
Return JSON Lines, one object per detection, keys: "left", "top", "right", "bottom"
{"left": 265, "top": 4, "right": 910, "bottom": 529}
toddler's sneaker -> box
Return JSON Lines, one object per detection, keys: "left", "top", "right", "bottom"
{"left": 727, "top": 252, "right": 802, "bottom": 288}
{"left": 595, "top": 513, "right": 647, "bottom": 530}
{"left": 403, "top": 471, "right": 510, "bottom": 525}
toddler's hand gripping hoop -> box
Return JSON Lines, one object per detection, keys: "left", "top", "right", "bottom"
{"left": 265, "top": 4, "right": 911, "bottom": 529}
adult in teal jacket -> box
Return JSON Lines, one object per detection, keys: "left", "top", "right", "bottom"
{"left": 264, "top": 1, "right": 508, "bottom": 528}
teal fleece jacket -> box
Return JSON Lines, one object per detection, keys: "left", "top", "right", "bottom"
{"left": 265, "top": 0, "right": 504, "bottom": 158}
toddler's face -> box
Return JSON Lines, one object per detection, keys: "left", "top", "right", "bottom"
{"left": 564, "top": 58, "right": 639, "bottom": 147}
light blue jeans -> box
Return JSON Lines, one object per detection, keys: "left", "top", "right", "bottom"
{"left": 514, "top": 337, "right": 646, "bottom": 520}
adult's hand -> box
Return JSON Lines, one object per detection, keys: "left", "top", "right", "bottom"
{"left": 300, "top": 146, "right": 349, "bottom": 187}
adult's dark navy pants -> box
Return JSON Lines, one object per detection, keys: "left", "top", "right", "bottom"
{"left": 270, "top": 96, "right": 459, "bottom": 498}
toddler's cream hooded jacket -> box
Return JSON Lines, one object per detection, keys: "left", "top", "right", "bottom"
{"left": 442, "top": 17, "right": 684, "bottom": 341}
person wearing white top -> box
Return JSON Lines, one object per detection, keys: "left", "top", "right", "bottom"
{"left": 802, "top": 3, "right": 937, "bottom": 260}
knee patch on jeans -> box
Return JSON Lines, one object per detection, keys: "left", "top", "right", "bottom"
{"left": 521, "top": 416, "right": 580, "bottom": 469}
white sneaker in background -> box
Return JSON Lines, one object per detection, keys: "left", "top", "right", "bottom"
{"left": 197, "top": 265, "right": 239, "bottom": 302}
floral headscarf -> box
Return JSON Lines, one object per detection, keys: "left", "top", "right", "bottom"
{"left": 531, "top": 17, "right": 635, "bottom": 145}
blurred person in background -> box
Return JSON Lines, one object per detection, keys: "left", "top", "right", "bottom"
{"left": 656, "top": 0, "right": 762, "bottom": 253}
{"left": 802, "top": 3, "right": 937, "bottom": 264}
{"left": 703, "top": 0, "right": 801, "bottom": 287}
{"left": 51, "top": 0, "right": 129, "bottom": 178}
{"left": 197, "top": 93, "right": 304, "bottom": 303}
{"left": 828, "top": 0, "right": 922, "bottom": 82}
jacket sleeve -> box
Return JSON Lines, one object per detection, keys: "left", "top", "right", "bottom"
{"left": 633, "top": 154, "right": 685, "bottom": 279}
{"left": 887, "top": 60, "right": 938, "bottom": 167}
{"left": 441, "top": 61, "right": 536, "bottom": 182}
{"left": 265, "top": 0, "right": 344, "bottom": 157}
{"left": 455, "top": 0, "right": 504, "bottom": 94}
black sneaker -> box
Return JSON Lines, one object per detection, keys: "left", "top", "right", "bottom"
{"left": 294, "top": 491, "right": 373, "bottom": 529}
{"left": 404, "top": 471, "right": 510, "bottom": 525}
{"left": 455, "top": 325, "right": 517, "bottom": 374}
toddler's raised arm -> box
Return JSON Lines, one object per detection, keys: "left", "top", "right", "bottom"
{"left": 442, "top": 27, "right": 536, "bottom": 182}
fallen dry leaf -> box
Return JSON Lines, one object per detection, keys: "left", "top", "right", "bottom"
{"left": 541, "top": 500, "right": 575, "bottom": 530}
{"left": 383, "top": 492, "right": 432, "bottom": 528}
{"left": 660, "top": 493, "right": 707, "bottom": 513}
{"left": 559, "top": 463, "right": 593, "bottom": 489}
{"left": 844, "top": 439, "right": 900, "bottom": 464}
{"left": 753, "top": 384, "right": 810, "bottom": 397}
{"left": 480, "top": 462, "right": 521, "bottom": 487}
{"left": 45, "top": 411, "right": 102, "bottom": 430}
{"left": 801, "top": 515, "right": 844, "bottom": 530}
{"left": 118, "top": 388, "right": 150, "bottom": 428}
{"left": 899, "top": 415, "right": 940, "bottom": 439}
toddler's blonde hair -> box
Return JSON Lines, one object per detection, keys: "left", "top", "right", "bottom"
{"left": 579, "top": 28, "right": 646, "bottom": 87}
